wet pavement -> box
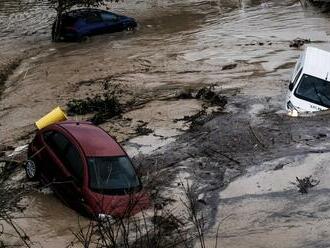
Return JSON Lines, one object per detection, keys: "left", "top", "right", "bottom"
{"left": 2, "top": 0, "right": 330, "bottom": 246}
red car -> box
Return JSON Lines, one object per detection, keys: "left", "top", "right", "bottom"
{"left": 25, "top": 121, "right": 149, "bottom": 218}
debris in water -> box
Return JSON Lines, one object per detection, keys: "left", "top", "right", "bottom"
{"left": 222, "top": 63, "right": 237, "bottom": 71}
{"left": 197, "top": 193, "right": 207, "bottom": 205}
{"left": 0, "top": 158, "right": 22, "bottom": 182}
{"left": 176, "top": 89, "right": 194, "bottom": 99}
{"left": 67, "top": 92, "right": 122, "bottom": 125}
{"left": 8, "top": 145, "right": 28, "bottom": 157}
{"left": 289, "top": 38, "right": 311, "bottom": 48}
{"left": 151, "top": 214, "right": 182, "bottom": 233}
{"left": 294, "top": 176, "right": 319, "bottom": 194}
{"left": 135, "top": 122, "right": 153, "bottom": 136}
{"left": 196, "top": 86, "right": 227, "bottom": 107}
{"left": 316, "top": 133, "right": 327, "bottom": 139}
{"left": 273, "top": 163, "right": 285, "bottom": 171}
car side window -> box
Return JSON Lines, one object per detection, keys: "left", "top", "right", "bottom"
{"left": 64, "top": 143, "right": 84, "bottom": 184}
{"left": 62, "top": 16, "right": 77, "bottom": 28}
{"left": 43, "top": 131, "right": 83, "bottom": 185}
{"left": 85, "top": 12, "right": 102, "bottom": 23}
{"left": 100, "top": 12, "right": 118, "bottom": 22}
{"left": 44, "top": 131, "right": 68, "bottom": 157}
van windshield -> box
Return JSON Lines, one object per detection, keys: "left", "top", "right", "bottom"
{"left": 88, "top": 156, "right": 140, "bottom": 195}
{"left": 294, "top": 74, "right": 330, "bottom": 108}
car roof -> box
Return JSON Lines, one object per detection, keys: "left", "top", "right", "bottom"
{"left": 302, "top": 46, "right": 330, "bottom": 82}
{"left": 65, "top": 8, "right": 116, "bottom": 18}
{"left": 56, "top": 121, "right": 126, "bottom": 157}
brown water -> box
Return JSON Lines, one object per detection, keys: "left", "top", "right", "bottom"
{"left": 2, "top": 0, "right": 330, "bottom": 246}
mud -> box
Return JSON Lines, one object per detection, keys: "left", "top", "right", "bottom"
{"left": 200, "top": 152, "right": 330, "bottom": 248}
{"left": 2, "top": 0, "right": 330, "bottom": 247}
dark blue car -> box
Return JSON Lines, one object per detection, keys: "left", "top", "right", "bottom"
{"left": 52, "top": 8, "right": 137, "bottom": 41}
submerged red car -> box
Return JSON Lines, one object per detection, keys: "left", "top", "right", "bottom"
{"left": 25, "top": 121, "right": 149, "bottom": 218}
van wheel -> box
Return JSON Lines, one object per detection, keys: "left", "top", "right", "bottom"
{"left": 25, "top": 159, "right": 39, "bottom": 181}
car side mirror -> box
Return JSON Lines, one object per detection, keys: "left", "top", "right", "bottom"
{"left": 289, "top": 83, "right": 294, "bottom": 91}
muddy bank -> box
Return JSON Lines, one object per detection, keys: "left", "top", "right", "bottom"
{"left": 135, "top": 92, "right": 330, "bottom": 247}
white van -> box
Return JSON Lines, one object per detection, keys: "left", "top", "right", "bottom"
{"left": 286, "top": 47, "right": 330, "bottom": 116}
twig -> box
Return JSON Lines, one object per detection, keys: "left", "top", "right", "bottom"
{"left": 208, "top": 148, "right": 240, "bottom": 165}
{"left": 249, "top": 123, "right": 266, "bottom": 149}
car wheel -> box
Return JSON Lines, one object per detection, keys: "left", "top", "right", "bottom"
{"left": 25, "top": 159, "right": 39, "bottom": 181}
{"left": 126, "top": 26, "right": 135, "bottom": 31}
{"left": 78, "top": 35, "right": 89, "bottom": 42}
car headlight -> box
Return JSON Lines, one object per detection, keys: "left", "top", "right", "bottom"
{"left": 98, "top": 213, "right": 114, "bottom": 223}
{"left": 287, "top": 101, "right": 298, "bottom": 117}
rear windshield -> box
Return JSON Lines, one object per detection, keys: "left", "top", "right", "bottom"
{"left": 294, "top": 74, "right": 330, "bottom": 108}
{"left": 88, "top": 156, "right": 140, "bottom": 195}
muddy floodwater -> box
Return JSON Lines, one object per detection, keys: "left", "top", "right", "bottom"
{"left": 2, "top": 0, "right": 330, "bottom": 247}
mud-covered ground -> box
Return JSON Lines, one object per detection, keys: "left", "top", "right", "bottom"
{"left": 2, "top": 0, "right": 330, "bottom": 247}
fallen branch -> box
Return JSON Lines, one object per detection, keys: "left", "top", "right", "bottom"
{"left": 294, "top": 176, "right": 320, "bottom": 194}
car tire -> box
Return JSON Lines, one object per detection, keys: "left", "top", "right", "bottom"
{"left": 126, "top": 26, "right": 135, "bottom": 31}
{"left": 25, "top": 159, "right": 39, "bottom": 181}
{"left": 78, "top": 35, "right": 89, "bottom": 42}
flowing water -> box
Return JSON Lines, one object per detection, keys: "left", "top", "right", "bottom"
{"left": 2, "top": 0, "right": 330, "bottom": 246}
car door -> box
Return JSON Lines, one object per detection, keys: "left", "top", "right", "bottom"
{"left": 100, "top": 12, "right": 122, "bottom": 33}
{"left": 41, "top": 130, "right": 68, "bottom": 184}
{"left": 43, "top": 131, "right": 84, "bottom": 208}
{"left": 84, "top": 11, "right": 108, "bottom": 35}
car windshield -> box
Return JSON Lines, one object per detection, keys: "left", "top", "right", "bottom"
{"left": 295, "top": 74, "right": 330, "bottom": 108}
{"left": 88, "top": 156, "right": 140, "bottom": 194}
